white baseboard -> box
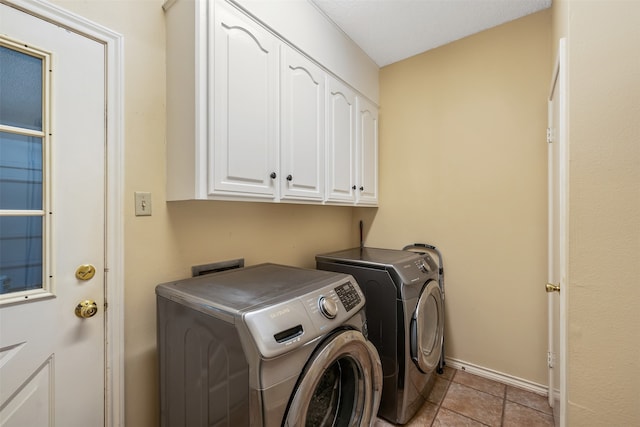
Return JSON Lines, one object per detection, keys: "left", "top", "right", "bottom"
{"left": 444, "top": 357, "right": 549, "bottom": 396}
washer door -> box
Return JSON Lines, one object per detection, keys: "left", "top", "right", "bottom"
{"left": 410, "top": 280, "right": 444, "bottom": 374}
{"left": 283, "top": 330, "right": 382, "bottom": 427}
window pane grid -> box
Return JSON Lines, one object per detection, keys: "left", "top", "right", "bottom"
{"left": 0, "top": 38, "right": 51, "bottom": 302}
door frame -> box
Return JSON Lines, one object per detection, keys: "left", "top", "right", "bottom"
{"left": 1, "top": 0, "right": 125, "bottom": 425}
{"left": 548, "top": 37, "right": 567, "bottom": 427}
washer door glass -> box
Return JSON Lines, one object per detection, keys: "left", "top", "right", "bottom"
{"left": 410, "top": 280, "right": 444, "bottom": 374}
{"left": 284, "top": 330, "right": 382, "bottom": 427}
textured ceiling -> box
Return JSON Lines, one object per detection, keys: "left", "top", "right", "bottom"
{"left": 311, "top": 0, "right": 552, "bottom": 67}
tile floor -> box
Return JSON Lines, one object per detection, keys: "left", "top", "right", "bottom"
{"left": 374, "top": 367, "right": 554, "bottom": 427}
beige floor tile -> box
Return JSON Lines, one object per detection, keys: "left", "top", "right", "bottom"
{"left": 453, "top": 370, "right": 506, "bottom": 398}
{"left": 506, "top": 386, "right": 552, "bottom": 415}
{"left": 427, "top": 376, "right": 451, "bottom": 405}
{"left": 503, "top": 401, "right": 554, "bottom": 427}
{"left": 375, "top": 367, "right": 556, "bottom": 427}
{"left": 405, "top": 401, "right": 439, "bottom": 426}
{"left": 442, "top": 382, "right": 503, "bottom": 426}
{"left": 432, "top": 407, "right": 488, "bottom": 427}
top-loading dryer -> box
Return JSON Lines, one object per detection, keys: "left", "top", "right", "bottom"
{"left": 156, "top": 263, "right": 382, "bottom": 427}
{"left": 316, "top": 248, "right": 444, "bottom": 425}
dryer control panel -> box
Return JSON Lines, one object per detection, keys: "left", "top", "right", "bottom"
{"left": 243, "top": 276, "right": 365, "bottom": 358}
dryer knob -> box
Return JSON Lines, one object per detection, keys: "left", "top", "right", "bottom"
{"left": 318, "top": 296, "right": 338, "bottom": 319}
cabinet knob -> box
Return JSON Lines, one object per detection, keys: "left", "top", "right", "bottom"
{"left": 270, "top": 172, "right": 277, "bottom": 179}
{"left": 286, "top": 174, "right": 293, "bottom": 181}
{"left": 359, "top": 186, "right": 364, "bottom": 191}
{"left": 352, "top": 185, "right": 356, "bottom": 190}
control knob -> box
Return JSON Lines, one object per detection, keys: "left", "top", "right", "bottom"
{"left": 418, "top": 260, "right": 428, "bottom": 273}
{"left": 318, "top": 296, "right": 338, "bottom": 319}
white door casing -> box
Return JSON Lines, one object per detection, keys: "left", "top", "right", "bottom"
{"left": 547, "top": 37, "right": 567, "bottom": 427}
{"left": 0, "top": 0, "right": 124, "bottom": 425}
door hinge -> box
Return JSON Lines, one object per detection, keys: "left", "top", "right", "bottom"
{"left": 547, "top": 351, "right": 554, "bottom": 368}
{"left": 546, "top": 127, "right": 553, "bottom": 144}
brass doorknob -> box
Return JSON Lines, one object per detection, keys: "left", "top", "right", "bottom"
{"left": 75, "top": 300, "right": 98, "bottom": 318}
{"left": 545, "top": 283, "right": 560, "bottom": 293}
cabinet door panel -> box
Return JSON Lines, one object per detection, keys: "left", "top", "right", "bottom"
{"left": 281, "top": 47, "right": 325, "bottom": 201}
{"left": 212, "top": 1, "right": 279, "bottom": 198}
{"left": 357, "top": 97, "right": 378, "bottom": 205}
{"left": 325, "top": 77, "right": 356, "bottom": 203}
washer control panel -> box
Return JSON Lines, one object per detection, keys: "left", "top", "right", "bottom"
{"left": 415, "top": 259, "right": 430, "bottom": 273}
{"left": 334, "top": 280, "right": 362, "bottom": 312}
{"left": 244, "top": 276, "right": 365, "bottom": 358}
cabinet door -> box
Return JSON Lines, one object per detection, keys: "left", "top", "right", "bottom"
{"left": 280, "top": 47, "right": 325, "bottom": 201}
{"left": 325, "top": 77, "right": 356, "bottom": 203}
{"left": 211, "top": 1, "right": 279, "bottom": 198}
{"left": 356, "top": 96, "right": 378, "bottom": 205}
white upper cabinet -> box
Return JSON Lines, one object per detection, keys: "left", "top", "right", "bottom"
{"left": 211, "top": 0, "right": 279, "bottom": 199}
{"left": 280, "top": 46, "right": 325, "bottom": 201}
{"left": 356, "top": 96, "right": 379, "bottom": 205}
{"left": 325, "top": 80, "right": 379, "bottom": 206}
{"left": 164, "top": 0, "right": 378, "bottom": 205}
{"left": 165, "top": 0, "right": 208, "bottom": 201}
{"left": 325, "top": 77, "right": 356, "bottom": 204}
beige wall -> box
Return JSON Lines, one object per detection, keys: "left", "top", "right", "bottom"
{"left": 41, "top": 0, "right": 640, "bottom": 425}
{"left": 361, "top": 10, "right": 552, "bottom": 385}
{"left": 50, "top": 1, "right": 358, "bottom": 425}
{"left": 552, "top": 0, "right": 640, "bottom": 424}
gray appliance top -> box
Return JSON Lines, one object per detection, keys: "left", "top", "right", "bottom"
{"left": 156, "top": 263, "right": 366, "bottom": 358}
{"left": 316, "top": 247, "right": 438, "bottom": 292}
{"left": 156, "top": 263, "right": 348, "bottom": 313}
{"left": 316, "top": 247, "right": 424, "bottom": 267}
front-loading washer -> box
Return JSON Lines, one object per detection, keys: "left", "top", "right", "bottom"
{"left": 156, "top": 263, "right": 382, "bottom": 427}
{"left": 316, "top": 247, "right": 444, "bottom": 425}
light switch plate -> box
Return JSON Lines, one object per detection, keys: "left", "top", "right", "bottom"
{"left": 134, "top": 192, "right": 152, "bottom": 216}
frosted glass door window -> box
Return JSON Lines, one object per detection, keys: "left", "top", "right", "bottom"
{"left": 0, "top": 41, "right": 49, "bottom": 299}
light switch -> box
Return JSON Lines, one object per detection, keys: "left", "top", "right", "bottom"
{"left": 134, "top": 192, "right": 152, "bottom": 216}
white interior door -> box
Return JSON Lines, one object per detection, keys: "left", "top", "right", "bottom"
{"left": 547, "top": 38, "right": 567, "bottom": 427}
{"left": 0, "top": 3, "right": 106, "bottom": 426}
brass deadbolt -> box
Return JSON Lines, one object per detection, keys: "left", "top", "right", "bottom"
{"left": 75, "top": 300, "right": 98, "bottom": 318}
{"left": 75, "top": 264, "right": 96, "bottom": 281}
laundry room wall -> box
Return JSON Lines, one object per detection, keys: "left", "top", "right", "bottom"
{"left": 358, "top": 10, "right": 552, "bottom": 386}
{"left": 48, "top": 0, "right": 361, "bottom": 426}
{"left": 552, "top": 0, "right": 640, "bottom": 424}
